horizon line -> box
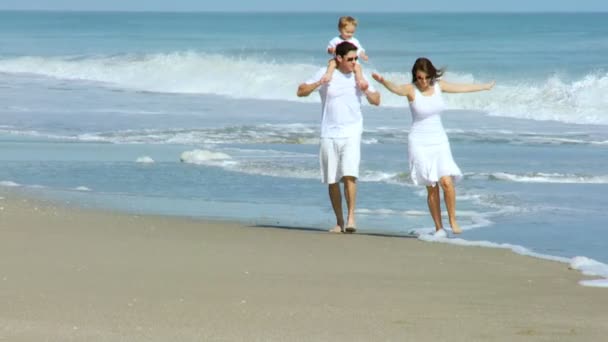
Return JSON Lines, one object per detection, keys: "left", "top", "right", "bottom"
{"left": 0, "top": 9, "right": 607, "bottom": 14}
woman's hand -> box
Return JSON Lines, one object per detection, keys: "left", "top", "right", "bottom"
{"left": 372, "top": 73, "right": 384, "bottom": 83}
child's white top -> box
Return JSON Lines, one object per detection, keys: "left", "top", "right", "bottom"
{"left": 327, "top": 36, "right": 365, "bottom": 56}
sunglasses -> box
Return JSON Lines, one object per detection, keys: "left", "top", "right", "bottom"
{"left": 346, "top": 56, "right": 359, "bottom": 62}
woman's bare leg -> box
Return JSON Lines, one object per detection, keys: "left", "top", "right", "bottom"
{"left": 439, "top": 176, "right": 461, "bottom": 234}
{"left": 426, "top": 185, "right": 443, "bottom": 231}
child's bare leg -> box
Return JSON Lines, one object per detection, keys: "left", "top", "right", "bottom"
{"left": 354, "top": 63, "right": 368, "bottom": 91}
{"left": 321, "top": 58, "right": 337, "bottom": 83}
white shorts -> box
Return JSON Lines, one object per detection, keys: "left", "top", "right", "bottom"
{"left": 319, "top": 136, "right": 361, "bottom": 184}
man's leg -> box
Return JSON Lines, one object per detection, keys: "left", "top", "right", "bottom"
{"left": 340, "top": 135, "right": 361, "bottom": 233}
{"left": 320, "top": 138, "right": 343, "bottom": 233}
{"left": 328, "top": 182, "right": 344, "bottom": 233}
{"left": 343, "top": 176, "right": 357, "bottom": 232}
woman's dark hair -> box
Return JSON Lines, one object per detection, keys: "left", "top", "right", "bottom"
{"left": 411, "top": 57, "right": 444, "bottom": 85}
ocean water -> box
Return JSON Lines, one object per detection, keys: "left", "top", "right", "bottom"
{"left": 1, "top": 11, "right": 607, "bottom": 286}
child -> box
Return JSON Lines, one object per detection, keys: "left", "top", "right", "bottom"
{"left": 321, "top": 16, "right": 369, "bottom": 91}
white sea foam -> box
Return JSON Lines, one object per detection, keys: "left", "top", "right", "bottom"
{"left": 135, "top": 156, "right": 155, "bottom": 164}
{"left": 180, "top": 149, "right": 234, "bottom": 166}
{"left": 1, "top": 53, "right": 607, "bottom": 125}
{"left": 488, "top": 172, "right": 608, "bottom": 184}
{"left": 66, "top": 125, "right": 320, "bottom": 145}
{"left": 359, "top": 171, "right": 406, "bottom": 184}
{"left": 418, "top": 234, "right": 608, "bottom": 288}
{"left": 1, "top": 123, "right": 605, "bottom": 148}
{"left": 357, "top": 208, "right": 401, "bottom": 215}
{"left": 0, "top": 53, "right": 320, "bottom": 104}
{"left": 179, "top": 148, "right": 320, "bottom": 180}
{"left": 0, "top": 181, "right": 21, "bottom": 187}
{"left": 74, "top": 186, "right": 91, "bottom": 191}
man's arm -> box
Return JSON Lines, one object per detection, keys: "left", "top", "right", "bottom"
{"left": 297, "top": 80, "right": 323, "bottom": 97}
{"left": 364, "top": 89, "right": 380, "bottom": 106}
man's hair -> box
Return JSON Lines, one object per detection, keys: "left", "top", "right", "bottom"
{"left": 338, "top": 16, "right": 358, "bottom": 29}
{"left": 335, "top": 41, "right": 358, "bottom": 58}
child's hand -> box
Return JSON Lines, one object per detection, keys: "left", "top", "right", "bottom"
{"left": 327, "top": 47, "right": 336, "bottom": 55}
{"left": 360, "top": 52, "right": 369, "bottom": 62}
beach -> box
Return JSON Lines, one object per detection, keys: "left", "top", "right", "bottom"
{"left": 1, "top": 191, "right": 606, "bottom": 341}
{"left": 1, "top": 11, "right": 608, "bottom": 272}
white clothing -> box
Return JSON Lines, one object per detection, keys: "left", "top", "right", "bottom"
{"left": 307, "top": 68, "right": 375, "bottom": 138}
{"left": 408, "top": 83, "right": 462, "bottom": 186}
{"left": 327, "top": 36, "right": 365, "bottom": 56}
{"left": 319, "top": 135, "right": 361, "bottom": 184}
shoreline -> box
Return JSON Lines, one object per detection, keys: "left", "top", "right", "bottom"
{"left": 1, "top": 189, "right": 607, "bottom": 341}
{"left": 2, "top": 186, "right": 608, "bottom": 287}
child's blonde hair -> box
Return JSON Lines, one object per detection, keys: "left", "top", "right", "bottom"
{"left": 338, "top": 16, "right": 358, "bottom": 29}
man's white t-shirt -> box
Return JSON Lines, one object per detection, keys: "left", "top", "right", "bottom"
{"left": 307, "top": 67, "right": 375, "bottom": 138}
{"left": 327, "top": 36, "right": 365, "bottom": 56}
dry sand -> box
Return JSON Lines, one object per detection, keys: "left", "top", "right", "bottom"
{"left": 0, "top": 192, "right": 606, "bottom": 341}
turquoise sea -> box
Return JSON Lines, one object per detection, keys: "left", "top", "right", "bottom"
{"left": 1, "top": 12, "right": 607, "bottom": 286}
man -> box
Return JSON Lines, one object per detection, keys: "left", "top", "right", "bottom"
{"left": 297, "top": 41, "right": 381, "bottom": 233}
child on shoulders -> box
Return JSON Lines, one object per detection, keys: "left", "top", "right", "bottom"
{"left": 321, "top": 16, "right": 369, "bottom": 91}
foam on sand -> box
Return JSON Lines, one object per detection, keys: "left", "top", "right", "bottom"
{"left": 419, "top": 233, "right": 608, "bottom": 288}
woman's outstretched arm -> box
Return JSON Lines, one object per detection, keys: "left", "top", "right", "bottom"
{"left": 439, "top": 80, "right": 495, "bottom": 93}
{"left": 372, "top": 73, "right": 410, "bottom": 96}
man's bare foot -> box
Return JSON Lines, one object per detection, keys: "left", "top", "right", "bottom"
{"left": 344, "top": 220, "right": 357, "bottom": 233}
{"left": 432, "top": 228, "right": 447, "bottom": 238}
{"left": 328, "top": 225, "right": 343, "bottom": 233}
{"left": 358, "top": 80, "right": 369, "bottom": 91}
{"left": 450, "top": 222, "right": 462, "bottom": 234}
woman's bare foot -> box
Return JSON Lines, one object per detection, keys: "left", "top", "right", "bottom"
{"left": 450, "top": 221, "right": 462, "bottom": 234}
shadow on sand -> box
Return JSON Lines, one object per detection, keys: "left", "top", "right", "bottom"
{"left": 250, "top": 224, "right": 419, "bottom": 239}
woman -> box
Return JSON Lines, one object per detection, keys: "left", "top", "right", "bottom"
{"left": 372, "top": 57, "right": 494, "bottom": 237}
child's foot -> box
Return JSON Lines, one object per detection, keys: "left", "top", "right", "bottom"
{"left": 358, "top": 79, "right": 369, "bottom": 91}
{"left": 320, "top": 74, "right": 331, "bottom": 84}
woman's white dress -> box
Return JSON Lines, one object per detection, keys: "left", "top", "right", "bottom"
{"left": 408, "top": 83, "right": 462, "bottom": 186}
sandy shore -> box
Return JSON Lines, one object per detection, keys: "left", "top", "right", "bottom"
{"left": 0, "top": 192, "right": 606, "bottom": 341}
